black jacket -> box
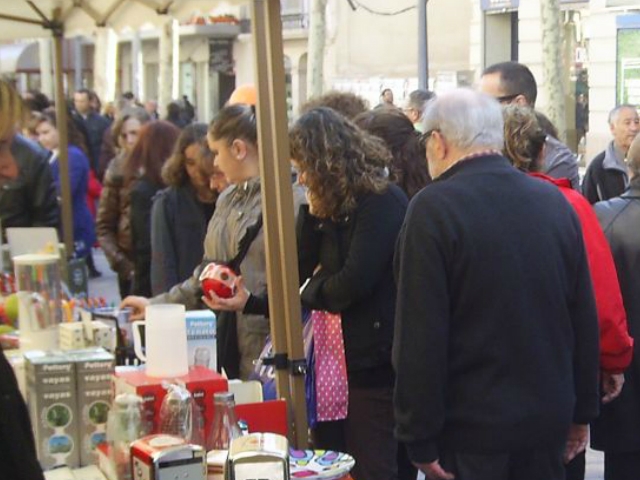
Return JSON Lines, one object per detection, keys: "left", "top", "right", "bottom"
{"left": 592, "top": 183, "right": 640, "bottom": 453}
{"left": 0, "top": 136, "right": 59, "bottom": 240}
{"left": 150, "top": 184, "right": 214, "bottom": 295}
{"left": 393, "top": 154, "right": 600, "bottom": 463}
{"left": 130, "top": 177, "right": 162, "bottom": 297}
{"left": 76, "top": 111, "right": 110, "bottom": 173}
{"left": 582, "top": 149, "right": 627, "bottom": 204}
{"left": 298, "top": 184, "right": 408, "bottom": 386}
{"left": 0, "top": 348, "right": 45, "bottom": 480}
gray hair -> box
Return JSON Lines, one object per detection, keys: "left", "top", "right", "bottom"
{"left": 405, "top": 89, "right": 435, "bottom": 119}
{"left": 627, "top": 133, "right": 640, "bottom": 180}
{"left": 422, "top": 88, "right": 504, "bottom": 151}
{"left": 608, "top": 104, "right": 638, "bottom": 125}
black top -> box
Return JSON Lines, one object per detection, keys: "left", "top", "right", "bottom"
{"left": 582, "top": 150, "right": 627, "bottom": 204}
{"left": 592, "top": 184, "right": 640, "bottom": 452}
{"left": 393, "top": 154, "right": 600, "bottom": 463}
{"left": 298, "top": 184, "right": 408, "bottom": 387}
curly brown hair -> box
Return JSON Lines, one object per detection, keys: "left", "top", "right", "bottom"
{"left": 299, "top": 91, "right": 370, "bottom": 120}
{"left": 354, "top": 108, "right": 430, "bottom": 199}
{"left": 502, "top": 105, "right": 546, "bottom": 173}
{"left": 161, "top": 123, "right": 208, "bottom": 187}
{"left": 289, "top": 107, "right": 391, "bottom": 220}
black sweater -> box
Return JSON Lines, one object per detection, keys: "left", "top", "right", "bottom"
{"left": 393, "top": 154, "right": 600, "bottom": 463}
{"left": 299, "top": 184, "right": 408, "bottom": 386}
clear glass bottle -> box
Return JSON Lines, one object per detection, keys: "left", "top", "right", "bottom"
{"left": 206, "top": 391, "right": 242, "bottom": 450}
{"left": 107, "top": 393, "right": 144, "bottom": 480}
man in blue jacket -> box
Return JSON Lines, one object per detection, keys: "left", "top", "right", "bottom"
{"left": 393, "top": 89, "right": 600, "bottom": 480}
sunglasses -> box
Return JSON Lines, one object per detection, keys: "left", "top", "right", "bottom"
{"left": 419, "top": 128, "right": 440, "bottom": 149}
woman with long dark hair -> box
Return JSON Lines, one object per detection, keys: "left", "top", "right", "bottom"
{"left": 150, "top": 123, "right": 224, "bottom": 295}
{"left": 354, "top": 108, "right": 431, "bottom": 199}
{"left": 126, "top": 121, "right": 180, "bottom": 297}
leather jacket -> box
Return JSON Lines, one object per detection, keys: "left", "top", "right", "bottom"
{"left": 96, "top": 153, "right": 134, "bottom": 278}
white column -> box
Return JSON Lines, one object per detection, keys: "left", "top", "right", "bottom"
{"left": 132, "top": 31, "right": 145, "bottom": 101}
{"left": 158, "top": 17, "right": 174, "bottom": 115}
{"left": 172, "top": 19, "right": 180, "bottom": 100}
{"left": 518, "top": 0, "right": 545, "bottom": 108}
{"left": 94, "top": 27, "right": 119, "bottom": 103}
{"left": 38, "top": 38, "right": 54, "bottom": 99}
{"left": 197, "top": 61, "right": 212, "bottom": 123}
{"left": 291, "top": 56, "right": 301, "bottom": 116}
{"left": 74, "top": 37, "right": 83, "bottom": 90}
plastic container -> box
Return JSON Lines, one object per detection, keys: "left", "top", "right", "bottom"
{"left": 14, "top": 253, "right": 62, "bottom": 350}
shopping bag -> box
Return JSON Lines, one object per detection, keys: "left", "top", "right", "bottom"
{"left": 311, "top": 310, "right": 348, "bottom": 422}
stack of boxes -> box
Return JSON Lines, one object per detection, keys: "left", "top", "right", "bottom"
{"left": 24, "top": 348, "right": 115, "bottom": 470}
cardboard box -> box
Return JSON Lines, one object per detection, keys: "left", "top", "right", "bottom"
{"left": 59, "top": 321, "right": 115, "bottom": 351}
{"left": 113, "top": 366, "right": 227, "bottom": 440}
{"left": 67, "top": 348, "right": 114, "bottom": 466}
{"left": 185, "top": 310, "right": 217, "bottom": 371}
{"left": 25, "top": 350, "right": 80, "bottom": 470}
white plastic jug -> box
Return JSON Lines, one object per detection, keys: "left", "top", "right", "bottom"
{"left": 132, "top": 304, "right": 189, "bottom": 378}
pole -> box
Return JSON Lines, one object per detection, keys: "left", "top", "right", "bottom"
{"left": 251, "top": 0, "right": 309, "bottom": 448}
{"left": 52, "top": 13, "right": 74, "bottom": 257}
{"left": 418, "top": 0, "right": 428, "bottom": 90}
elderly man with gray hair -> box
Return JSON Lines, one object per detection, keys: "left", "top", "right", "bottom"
{"left": 583, "top": 104, "right": 640, "bottom": 204}
{"left": 393, "top": 88, "right": 600, "bottom": 480}
{"left": 402, "top": 88, "right": 435, "bottom": 132}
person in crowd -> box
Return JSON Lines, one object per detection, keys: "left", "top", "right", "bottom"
{"left": 182, "top": 95, "right": 195, "bottom": 123}
{"left": 121, "top": 104, "right": 306, "bottom": 379}
{"left": 73, "top": 88, "right": 110, "bottom": 174}
{"left": 97, "top": 93, "right": 139, "bottom": 180}
{"left": 502, "top": 105, "right": 634, "bottom": 480}
{"left": 479, "top": 61, "right": 580, "bottom": 189}
{"left": 582, "top": 104, "right": 640, "bottom": 204}
{"left": 0, "top": 80, "right": 58, "bottom": 241}
{"left": 34, "top": 109, "right": 96, "bottom": 264}
{"left": 97, "top": 107, "right": 152, "bottom": 298}
{"left": 22, "top": 90, "right": 51, "bottom": 112}
{"left": 150, "top": 123, "right": 224, "bottom": 295}
{"left": 300, "top": 91, "right": 370, "bottom": 120}
{"left": 355, "top": 108, "right": 431, "bottom": 199}
{"left": 0, "top": 77, "right": 47, "bottom": 480}
{"left": 127, "top": 121, "right": 180, "bottom": 297}
{"left": 593, "top": 134, "right": 640, "bottom": 480}
{"left": 144, "top": 100, "right": 160, "bottom": 120}
{"left": 166, "top": 101, "right": 188, "bottom": 129}
{"left": 290, "top": 107, "right": 407, "bottom": 480}
{"left": 402, "top": 89, "right": 435, "bottom": 132}
{"left": 103, "top": 101, "right": 117, "bottom": 122}
{"left": 393, "top": 89, "right": 600, "bottom": 480}
{"left": 376, "top": 87, "right": 395, "bottom": 108}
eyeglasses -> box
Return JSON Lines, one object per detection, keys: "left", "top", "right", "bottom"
{"left": 495, "top": 93, "right": 521, "bottom": 104}
{"left": 419, "top": 128, "right": 440, "bottom": 149}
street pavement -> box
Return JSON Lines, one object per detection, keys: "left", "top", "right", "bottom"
{"left": 88, "top": 249, "right": 606, "bottom": 479}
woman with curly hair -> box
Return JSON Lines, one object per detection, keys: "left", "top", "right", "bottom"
{"left": 150, "top": 123, "right": 225, "bottom": 295}
{"left": 126, "top": 121, "right": 180, "bottom": 297}
{"left": 291, "top": 107, "right": 408, "bottom": 480}
{"left": 354, "top": 108, "right": 431, "bottom": 199}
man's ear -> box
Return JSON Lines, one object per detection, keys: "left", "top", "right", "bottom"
{"left": 231, "top": 139, "right": 247, "bottom": 161}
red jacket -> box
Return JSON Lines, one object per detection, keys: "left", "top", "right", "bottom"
{"left": 531, "top": 173, "right": 633, "bottom": 373}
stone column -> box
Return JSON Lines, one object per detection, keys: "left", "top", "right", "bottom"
{"left": 172, "top": 19, "right": 180, "bottom": 100}
{"left": 132, "top": 31, "right": 144, "bottom": 101}
{"left": 38, "top": 38, "right": 54, "bottom": 99}
{"left": 94, "top": 27, "right": 118, "bottom": 103}
{"left": 158, "top": 17, "right": 174, "bottom": 115}
{"left": 74, "top": 37, "right": 83, "bottom": 90}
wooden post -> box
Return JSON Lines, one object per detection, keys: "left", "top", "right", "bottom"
{"left": 251, "top": 0, "right": 309, "bottom": 448}
{"left": 52, "top": 10, "right": 74, "bottom": 257}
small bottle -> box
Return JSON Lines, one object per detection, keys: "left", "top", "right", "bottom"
{"left": 206, "top": 391, "right": 242, "bottom": 450}
{"left": 107, "top": 393, "right": 144, "bottom": 480}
